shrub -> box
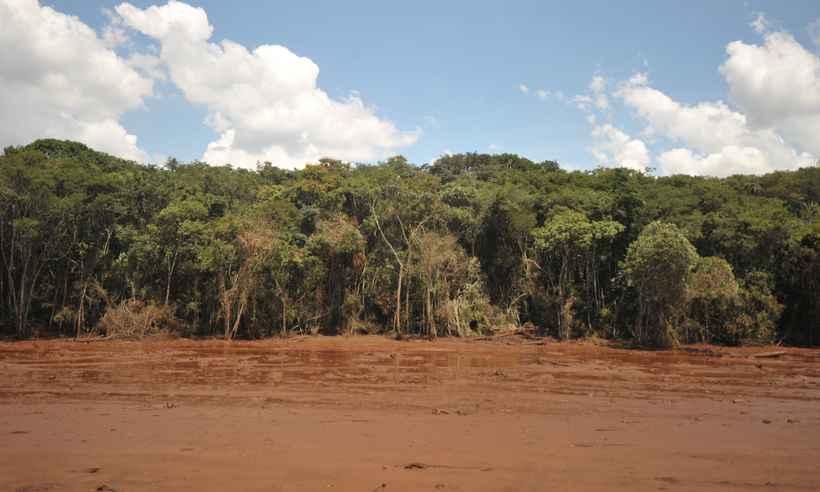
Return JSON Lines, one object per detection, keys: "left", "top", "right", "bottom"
{"left": 97, "top": 299, "right": 182, "bottom": 339}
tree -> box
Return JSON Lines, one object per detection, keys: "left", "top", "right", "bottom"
{"left": 0, "top": 140, "right": 817, "bottom": 347}
{"left": 359, "top": 159, "right": 443, "bottom": 335}
{"left": 624, "top": 222, "right": 699, "bottom": 347}
{"left": 154, "top": 199, "right": 210, "bottom": 306}
{"left": 685, "top": 256, "right": 740, "bottom": 344}
{"left": 531, "top": 208, "right": 623, "bottom": 339}
{"left": 477, "top": 192, "right": 536, "bottom": 312}
{"left": 308, "top": 215, "right": 365, "bottom": 335}
{"left": 735, "top": 271, "right": 782, "bottom": 344}
{"left": 411, "top": 231, "right": 488, "bottom": 338}
{"left": 0, "top": 150, "right": 82, "bottom": 336}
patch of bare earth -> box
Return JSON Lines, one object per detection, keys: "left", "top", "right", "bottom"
{"left": 0, "top": 337, "right": 818, "bottom": 491}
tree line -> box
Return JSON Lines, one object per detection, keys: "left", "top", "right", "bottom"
{"left": 1, "top": 139, "right": 817, "bottom": 346}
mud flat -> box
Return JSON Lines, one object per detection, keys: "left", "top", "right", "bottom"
{"left": 0, "top": 337, "right": 818, "bottom": 491}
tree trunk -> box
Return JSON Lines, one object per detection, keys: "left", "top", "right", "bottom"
{"left": 227, "top": 300, "right": 245, "bottom": 340}
{"left": 16, "top": 260, "right": 29, "bottom": 337}
{"left": 426, "top": 287, "right": 437, "bottom": 339}
{"left": 395, "top": 263, "right": 403, "bottom": 334}
{"left": 165, "top": 249, "right": 178, "bottom": 306}
{"left": 281, "top": 295, "right": 287, "bottom": 337}
{"left": 75, "top": 282, "right": 88, "bottom": 339}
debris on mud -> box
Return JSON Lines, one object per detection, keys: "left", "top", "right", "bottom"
{"left": 753, "top": 351, "right": 787, "bottom": 359}
{"left": 655, "top": 476, "right": 681, "bottom": 484}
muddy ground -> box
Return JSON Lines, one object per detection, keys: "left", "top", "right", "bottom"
{"left": 0, "top": 336, "right": 818, "bottom": 491}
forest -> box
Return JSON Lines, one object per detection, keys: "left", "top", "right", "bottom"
{"left": 0, "top": 139, "right": 817, "bottom": 346}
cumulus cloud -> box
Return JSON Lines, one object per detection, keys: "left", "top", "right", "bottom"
{"left": 564, "top": 19, "right": 819, "bottom": 177}
{"left": 569, "top": 75, "right": 649, "bottom": 171}
{"left": 518, "top": 84, "right": 530, "bottom": 94}
{"left": 657, "top": 146, "right": 770, "bottom": 176}
{"left": 720, "top": 30, "right": 820, "bottom": 155}
{"left": 114, "top": 0, "right": 417, "bottom": 169}
{"left": 0, "top": 0, "right": 153, "bottom": 161}
{"left": 125, "top": 52, "right": 167, "bottom": 82}
{"left": 589, "top": 124, "right": 650, "bottom": 171}
{"left": 616, "top": 71, "right": 813, "bottom": 176}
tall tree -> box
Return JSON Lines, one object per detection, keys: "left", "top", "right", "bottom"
{"left": 624, "top": 221, "right": 699, "bottom": 347}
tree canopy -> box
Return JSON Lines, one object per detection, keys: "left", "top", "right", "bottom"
{"left": 1, "top": 139, "right": 818, "bottom": 346}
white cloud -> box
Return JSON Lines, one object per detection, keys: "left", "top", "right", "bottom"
{"left": 535, "top": 89, "right": 548, "bottom": 101}
{"left": 115, "top": 0, "right": 417, "bottom": 169}
{"left": 720, "top": 30, "right": 820, "bottom": 155}
{"left": 751, "top": 13, "right": 770, "bottom": 34}
{"left": 101, "top": 7, "right": 131, "bottom": 48}
{"left": 0, "top": 0, "right": 153, "bottom": 161}
{"left": 657, "top": 146, "right": 770, "bottom": 176}
{"left": 589, "top": 124, "right": 649, "bottom": 171}
{"left": 616, "top": 73, "right": 813, "bottom": 176}
{"left": 596, "top": 21, "right": 820, "bottom": 177}
{"left": 569, "top": 76, "right": 645, "bottom": 171}
{"left": 572, "top": 76, "right": 609, "bottom": 112}
{"left": 488, "top": 143, "right": 501, "bottom": 152}
{"left": 573, "top": 94, "right": 594, "bottom": 111}
{"left": 628, "top": 72, "right": 649, "bottom": 86}
{"left": 589, "top": 76, "right": 606, "bottom": 94}
{"left": 589, "top": 76, "right": 609, "bottom": 109}
{"left": 518, "top": 84, "right": 530, "bottom": 94}
{"left": 126, "top": 53, "right": 167, "bottom": 81}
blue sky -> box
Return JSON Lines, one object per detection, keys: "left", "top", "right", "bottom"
{"left": 3, "top": 0, "right": 820, "bottom": 174}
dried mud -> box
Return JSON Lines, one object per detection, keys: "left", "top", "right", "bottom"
{"left": 0, "top": 337, "right": 818, "bottom": 491}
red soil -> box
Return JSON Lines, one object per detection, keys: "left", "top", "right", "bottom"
{"left": 0, "top": 337, "right": 818, "bottom": 491}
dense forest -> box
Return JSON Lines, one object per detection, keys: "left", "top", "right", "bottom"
{"left": 0, "top": 139, "right": 818, "bottom": 346}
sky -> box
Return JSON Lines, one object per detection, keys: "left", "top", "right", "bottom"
{"left": 1, "top": 0, "right": 819, "bottom": 176}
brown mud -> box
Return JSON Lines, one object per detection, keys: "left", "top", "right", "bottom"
{"left": 0, "top": 337, "right": 818, "bottom": 491}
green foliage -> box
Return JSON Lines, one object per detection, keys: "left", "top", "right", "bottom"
{"left": 0, "top": 139, "right": 814, "bottom": 346}
{"left": 685, "top": 256, "right": 741, "bottom": 344}
{"left": 530, "top": 208, "right": 623, "bottom": 339}
{"left": 735, "top": 271, "right": 782, "bottom": 343}
{"left": 625, "top": 222, "right": 699, "bottom": 347}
